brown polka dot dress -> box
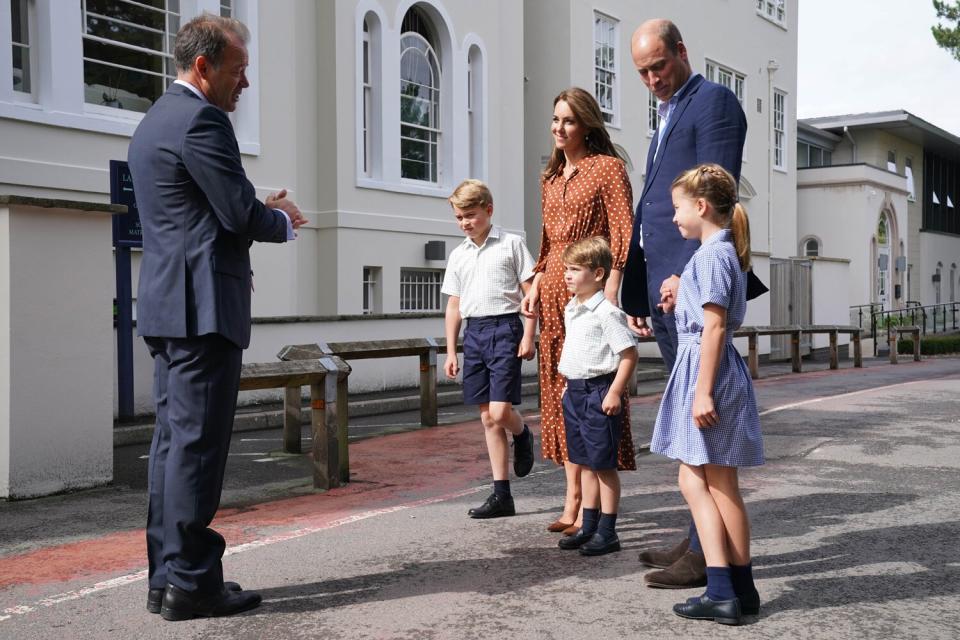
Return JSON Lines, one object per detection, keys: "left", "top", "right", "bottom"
{"left": 534, "top": 154, "right": 637, "bottom": 470}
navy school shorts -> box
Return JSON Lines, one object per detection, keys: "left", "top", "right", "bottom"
{"left": 462, "top": 313, "right": 523, "bottom": 406}
{"left": 562, "top": 373, "right": 622, "bottom": 470}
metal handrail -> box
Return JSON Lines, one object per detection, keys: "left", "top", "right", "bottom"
{"left": 865, "top": 302, "right": 959, "bottom": 355}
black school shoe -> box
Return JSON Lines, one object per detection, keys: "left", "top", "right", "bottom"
{"left": 468, "top": 493, "right": 516, "bottom": 519}
{"left": 513, "top": 425, "right": 535, "bottom": 477}
{"left": 147, "top": 581, "right": 242, "bottom": 614}
{"left": 579, "top": 532, "right": 621, "bottom": 556}
{"left": 672, "top": 594, "right": 742, "bottom": 625}
{"left": 558, "top": 528, "right": 596, "bottom": 550}
{"left": 160, "top": 584, "right": 262, "bottom": 621}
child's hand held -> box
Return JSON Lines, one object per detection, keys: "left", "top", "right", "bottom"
{"left": 692, "top": 391, "right": 718, "bottom": 428}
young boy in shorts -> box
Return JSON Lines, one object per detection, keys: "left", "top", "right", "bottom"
{"left": 442, "top": 179, "right": 538, "bottom": 519}
{"left": 556, "top": 236, "right": 637, "bottom": 554}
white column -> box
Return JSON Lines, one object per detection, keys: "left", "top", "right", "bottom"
{"left": 36, "top": 0, "right": 84, "bottom": 114}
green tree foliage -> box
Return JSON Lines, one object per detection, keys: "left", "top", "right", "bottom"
{"left": 933, "top": 1, "right": 960, "bottom": 61}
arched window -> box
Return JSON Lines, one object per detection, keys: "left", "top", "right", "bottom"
{"left": 360, "top": 13, "right": 382, "bottom": 179}
{"left": 950, "top": 263, "right": 956, "bottom": 303}
{"left": 802, "top": 237, "right": 819, "bottom": 257}
{"left": 400, "top": 7, "right": 441, "bottom": 183}
{"left": 935, "top": 262, "right": 943, "bottom": 304}
{"left": 467, "top": 44, "right": 484, "bottom": 179}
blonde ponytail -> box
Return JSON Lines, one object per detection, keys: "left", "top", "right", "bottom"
{"left": 731, "top": 203, "right": 751, "bottom": 271}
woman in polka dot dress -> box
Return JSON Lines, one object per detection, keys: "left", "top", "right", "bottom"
{"left": 521, "top": 87, "right": 636, "bottom": 533}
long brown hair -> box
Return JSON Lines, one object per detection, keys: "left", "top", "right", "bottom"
{"left": 671, "top": 163, "right": 751, "bottom": 270}
{"left": 542, "top": 87, "right": 624, "bottom": 180}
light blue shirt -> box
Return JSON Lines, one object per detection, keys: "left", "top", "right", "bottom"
{"left": 174, "top": 79, "right": 295, "bottom": 241}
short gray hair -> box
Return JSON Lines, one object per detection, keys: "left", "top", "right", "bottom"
{"left": 173, "top": 12, "right": 250, "bottom": 72}
{"left": 656, "top": 20, "right": 684, "bottom": 55}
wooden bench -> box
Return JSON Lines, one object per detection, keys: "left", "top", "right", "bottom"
{"left": 887, "top": 325, "right": 921, "bottom": 364}
{"left": 239, "top": 357, "right": 350, "bottom": 490}
{"left": 732, "top": 325, "right": 863, "bottom": 379}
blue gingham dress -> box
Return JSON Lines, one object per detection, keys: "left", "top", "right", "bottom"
{"left": 651, "top": 229, "right": 764, "bottom": 467}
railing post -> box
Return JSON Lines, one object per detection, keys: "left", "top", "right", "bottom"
{"left": 420, "top": 337, "right": 438, "bottom": 427}
{"left": 853, "top": 332, "right": 863, "bottom": 368}
{"left": 829, "top": 330, "right": 838, "bottom": 370}
{"left": 791, "top": 329, "right": 801, "bottom": 373}
{"left": 333, "top": 359, "right": 351, "bottom": 483}
{"left": 319, "top": 357, "right": 342, "bottom": 489}
{"left": 912, "top": 328, "right": 921, "bottom": 361}
{"left": 748, "top": 332, "right": 759, "bottom": 380}
{"left": 283, "top": 385, "right": 302, "bottom": 453}
{"left": 870, "top": 312, "right": 877, "bottom": 356}
{"left": 889, "top": 330, "right": 898, "bottom": 364}
{"left": 922, "top": 309, "right": 927, "bottom": 335}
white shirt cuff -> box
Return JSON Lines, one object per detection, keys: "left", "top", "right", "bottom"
{"left": 275, "top": 209, "right": 296, "bottom": 240}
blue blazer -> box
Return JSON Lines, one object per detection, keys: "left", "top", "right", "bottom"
{"left": 128, "top": 83, "right": 288, "bottom": 349}
{"left": 621, "top": 74, "right": 748, "bottom": 317}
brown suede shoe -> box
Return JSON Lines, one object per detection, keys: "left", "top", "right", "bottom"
{"left": 547, "top": 519, "right": 575, "bottom": 533}
{"left": 638, "top": 537, "right": 690, "bottom": 569}
{"left": 643, "top": 550, "right": 707, "bottom": 589}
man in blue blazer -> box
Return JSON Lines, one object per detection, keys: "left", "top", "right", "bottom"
{"left": 621, "top": 19, "right": 751, "bottom": 591}
{"left": 128, "top": 14, "right": 304, "bottom": 621}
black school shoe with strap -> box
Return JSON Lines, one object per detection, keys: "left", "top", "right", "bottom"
{"left": 512, "top": 425, "right": 535, "bottom": 477}
{"left": 468, "top": 493, "right": 516, "bottom": 519}
{"left": 672, "top": 594, "right": 742, "bottom": 625}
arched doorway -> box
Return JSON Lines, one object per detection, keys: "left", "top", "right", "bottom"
{"left": 875, "top": 214, "right": 890, "bottom": 309}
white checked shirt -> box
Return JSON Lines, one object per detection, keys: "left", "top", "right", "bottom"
{"left": 441, "top": 226, "right": 535, "bottom": 318}
{"left": 558, "top": 290, "right": 637, "bottom": 379}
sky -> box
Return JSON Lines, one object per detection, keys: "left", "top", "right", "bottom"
{"left": 797, "top": 0, "right": 960, "bottom": 136}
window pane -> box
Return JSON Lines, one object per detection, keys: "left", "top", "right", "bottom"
{"left": 810, "top": 146, "right": 822, "bottom": 167}
{"left": 84, "top": 59, "right": 166, "bottom": 112}
{"left": 797, "top": 142, "right": 808, "bottom": 168}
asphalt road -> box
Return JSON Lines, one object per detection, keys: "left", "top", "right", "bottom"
{"left": 1, "top": 356, "right": 959, "bottom": 639}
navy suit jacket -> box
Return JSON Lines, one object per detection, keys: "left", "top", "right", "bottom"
{"left": 128, "top": 83, "right": 288, "bottom": 349}
{"left": 621, "top": 74, "right": 748, "bottom": 317}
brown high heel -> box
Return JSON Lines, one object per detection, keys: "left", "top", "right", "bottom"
{"left": 547, "top": 519, "right": 574, "bottom": 533}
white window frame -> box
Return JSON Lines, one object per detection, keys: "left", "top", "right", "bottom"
{"left": 757, "top": 0, "right": 786, "bottom": 27}
{"left": 9, "top": 0, "right": 36, "bottom": 101}
{"left": 705, "top": 58, "right": 745, "bottom": 105}
{"left": 801, "top": 236, "right": 820, "bottom": 257}
{"left": 905, "top": 156, "right": 915, "bottom": 201}
{"left": 466, "top": 43, "right": 485, "bottom": 180}
{"left": 399, "top": 268, "right": 445, "bottom": 313}
{"left": 362, "top": 266, "right": 381, "bottom": 314}
{"left": 219, "top": 0, "right": 232, "bottom": 18}
{"left": 399, "top": 30, "right": 442, "bottom": 185}
{"left": 773, "top": 89, "right": 786, "bottom": 170}
{"left": 593, "top": 11, "right": 619, "bottom": 128}
{"left": 647, "top": 89, "right": 658, "bottom": 137}
{"left": 0, "top": 0, "right": 261, "bottom": 154}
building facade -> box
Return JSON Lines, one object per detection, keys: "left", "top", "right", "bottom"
{"left": 0, "top": 0, "right": 799, "bottom": 411}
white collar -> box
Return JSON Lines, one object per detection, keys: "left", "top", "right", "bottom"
{"left": 174, "top": 79, "right": 207, "bottom": 102}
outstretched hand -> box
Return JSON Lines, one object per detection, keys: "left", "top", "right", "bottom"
{"left": 267, "top": 188, "right": 307, "bottom": 230}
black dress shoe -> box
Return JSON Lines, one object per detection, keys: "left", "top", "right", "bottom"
{"left": 468, "top": 493, "right": 515, "bottom": 519}
{"left": 673, "top": 594, "right": 741, "bottom": 625}
{"left": 513, "top": 425, "right": 535, "bottom": 477}
{"left": 147, "top": 581, "right": 242, "bottom": 614}
{"left": 579, "top": 532, "right": 621, "bottom": 556}
{"left": 558, "top": 528, "right": 596, "bottom": 550}
{"left": 160, "top": 583, "right": 262, "bottom": 621}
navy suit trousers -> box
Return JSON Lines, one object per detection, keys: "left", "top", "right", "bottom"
{"left": 649, "top": 296, "right": 679, "bottom": 372}
{"left": 144, "top": 334, "right": 242, "bottom": 593}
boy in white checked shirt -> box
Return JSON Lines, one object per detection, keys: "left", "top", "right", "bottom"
{"left": 442, "top": 179, "right": 538, "bottom": 519}
{"left": 557, "top": 236, "right": 638, "bottom": 555}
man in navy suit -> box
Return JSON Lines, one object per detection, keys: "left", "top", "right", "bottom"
{"left": 621, "top": 19, "right": 750, "bottom": 590}
{"left": 128, "top": 14, "right": 305, "bottom": 621}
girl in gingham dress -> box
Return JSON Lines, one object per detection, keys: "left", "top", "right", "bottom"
{"left": 652, "top": 164, "right": 762, "bottom": 625}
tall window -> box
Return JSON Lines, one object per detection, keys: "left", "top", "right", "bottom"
{"left": 773, "top": 89, "right": 786, "bottom": 169}
{"left": 219, "top": 0, "right": 232, "bottom": 18}
{"left": 647, "top": 89, "right": 658, "bottom": 135}
{"left": 81, "top": 0, "right": 181, "bottom": 113}
{"left": 757, "top": 0, "right": 786, "bottom": 26}
{"left": 10, "top": 0, "right": 32, "bottom": 94}
{"left": 593, "top": 12, "right": 618, "bottom": 125}
{"left": 905, "top": 156, "right": 915, "bottom": 201}
{"left": 400, "top": 7, "right": 441, "bottom": 183}
{"left": 923, "top": 151, "right": 960, "bottom": 235}
{"left": 362, "top": 19, "right": 372, "bottom": 176}
{"left": 803, "top": 238, "right": 820, "bottom": 257}
{"left": 887, "top": 150, "right": 897, "bottom": 172}
{"left": 797, "top": 141, "right": 832, "bottom": 168}
{"left": 935, "top": 262, "right": 943, "bottom": 304}
{"left": 951, "top": 264, "right": 957, "bottom": 302}
{"left": 705, "top": 59, "right": 744, "bottom": 105}
{"left": 400, "top": 268, "right": 444, "bottom": 312}
{"left": 467, "top": 45, "right": 483, "bottom": 178}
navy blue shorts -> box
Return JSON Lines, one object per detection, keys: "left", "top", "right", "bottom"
{"left": 462, "top": 313, "right": 523, "bottom": 405}
{"left": 562, "top": 373, "right": 622, "bottom": 470}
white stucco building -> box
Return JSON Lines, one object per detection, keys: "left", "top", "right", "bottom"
{"left": 0, "top": 0, "right": 800, "bottom": 413}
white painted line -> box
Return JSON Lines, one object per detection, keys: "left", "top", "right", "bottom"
{"left": 227, "top": 452, "right": 268, "bottom": 457}
{"left": 252, "top": 458, "right": 278, "bottom": 463}
{"left": 758, "top": 378, "right": 931, "bottom": 416}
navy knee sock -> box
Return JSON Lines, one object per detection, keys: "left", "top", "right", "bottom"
{"left": 688, "top": 520, "right": 703, "bottom": 553}
{"left": 705, "top": 566, "right": 736, "bottom": 602}
{"left": 493, "top": 480, "right": 511, "bottom": 499}
{"left": 730, "top": 563, "right": 758, "bottom": 597}
{"left": 581, "top": 508, "right": 600, "bottom": 535}
{"left": 597, "top": 512, "right": 618, "bottom": 540}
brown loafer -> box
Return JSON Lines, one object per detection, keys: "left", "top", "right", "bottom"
{"left": 547, "top": 519, "right": 574, "bottom": 533}
{"left": 643, "top": 550, "right": 707, "bottom": 589}
{"left": 562, "top": 523, "right": 580, "bottom": 536}
{"left": 638, "top": 537, "right": 691, "bottom": 568}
